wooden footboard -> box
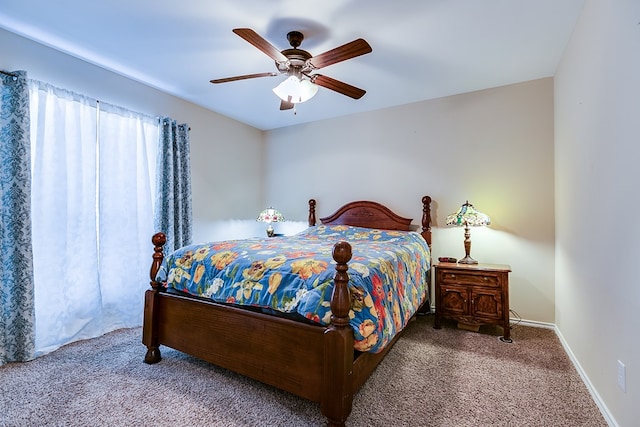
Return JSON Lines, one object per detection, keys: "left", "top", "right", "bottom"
{"left": 143, "top": 234, "right": 356, "bottom": 425}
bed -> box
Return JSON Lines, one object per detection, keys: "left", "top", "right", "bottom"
{"left": 142, "top": 196, "right": 432, "bottom": 426}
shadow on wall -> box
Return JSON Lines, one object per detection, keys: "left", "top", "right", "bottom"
{"left": 193, "top": 219, "right": 309, "bottom": 243}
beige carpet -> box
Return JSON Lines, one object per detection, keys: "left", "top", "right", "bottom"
{"left": 0, "top": 315, "right": 606, "bottom": 426}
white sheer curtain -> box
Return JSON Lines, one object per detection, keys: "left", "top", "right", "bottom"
{"left": 30, "top": 82, "right": 101, "bottom": 354}
{"left": 29, "top": 81, "right": 158, "bottom": 355}
{"left": 97, "top": 102, "right": 157, "bottom": 332}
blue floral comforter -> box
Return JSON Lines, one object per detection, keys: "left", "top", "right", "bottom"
{"left": 158, "top": 225, "right": 430, "bottom": 353}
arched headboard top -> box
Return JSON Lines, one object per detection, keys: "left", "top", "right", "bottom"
{"left": 319, "top": 200, "right": 412, "bottom": 231}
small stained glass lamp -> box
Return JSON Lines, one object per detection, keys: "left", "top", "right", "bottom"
{"left": 446, "top": 201, "right": 491, "bottom": 264}
{"left": 256, "top": 207, "right": 285, "bottom": 237}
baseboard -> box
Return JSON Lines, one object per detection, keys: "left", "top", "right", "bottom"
{"left": 512, "top": 318, "right": 617, "bottom": 427}
{"left": 511, "top": 317, "right": 555, "bottom": 329}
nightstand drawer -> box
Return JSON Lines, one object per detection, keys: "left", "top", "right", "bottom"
{"left": 439, "top": 271, "right": 500, "bottom": 288}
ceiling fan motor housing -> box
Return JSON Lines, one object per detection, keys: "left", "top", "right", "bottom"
{"left": 278, "top": 49, "right": 311, "bottom": 72}
{"left": 277, "top": 31, "right": 312, "bottom": 73}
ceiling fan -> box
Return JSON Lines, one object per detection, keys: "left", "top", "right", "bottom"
{"left": 210, "top": 28, "right": 372, "bottom": 111}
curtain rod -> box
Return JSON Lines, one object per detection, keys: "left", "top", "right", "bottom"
{"left": 1, "top": 69, "right": 18, "bottom": 77}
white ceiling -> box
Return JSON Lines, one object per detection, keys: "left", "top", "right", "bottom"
{"left": 0, "top": 0, "right": 585, "bottom": 131}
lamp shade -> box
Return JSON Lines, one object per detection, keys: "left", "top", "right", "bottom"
{"left": 273, "top": 76, "right": 318, "bottom": 104}
{"left": 256, "top": 207, "right": 285, "bottom": 223}
{"left": 446, "top": 201, "right": 490, "bottom": 227}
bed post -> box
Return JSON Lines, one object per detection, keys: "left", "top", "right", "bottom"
{"left": 309, "top": 199, "right": 317, "bottom": 226}
{"left": 420, "top": 196, "right": 433, "bottom": 314}
{"left": 421, "top": 195, "right": 432, "bottom": 250}
{"left": 142, "top": 232, "right": 166, "bottom": 364}
{"left": 322, "top": 241, "right": 354, "bottom": 427}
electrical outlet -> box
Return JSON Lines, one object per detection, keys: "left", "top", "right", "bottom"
{"left": 617, "top": 360, "right": 626, "bottom": 393}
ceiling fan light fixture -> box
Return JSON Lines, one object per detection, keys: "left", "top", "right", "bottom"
{"left": 272, "top": 75, "right": 318, "bottom": 104}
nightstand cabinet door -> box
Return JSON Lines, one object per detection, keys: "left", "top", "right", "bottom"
{"left": 434, "top": 263, "right": 511, "bottom": 341}
{"left": 440, "top": 285, "right": 469, "bottom": 316}
{"left": 470, "top": 288, "right": 503, "bottom": 320}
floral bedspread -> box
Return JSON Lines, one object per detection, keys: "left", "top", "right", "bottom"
{"left": 158, "top": 225, "right": 431, "bottom": 353}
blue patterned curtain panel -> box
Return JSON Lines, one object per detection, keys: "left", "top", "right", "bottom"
{"left": 0, "top": 70, "right": 35, "bottom": 366}
{"left": 155, "top": 118, "right": 192, "bottom": 253}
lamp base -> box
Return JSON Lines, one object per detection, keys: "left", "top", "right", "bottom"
{"left": 458, "top": 255, "right": 478, "bottom": 265}
{"left": 459, "top": 227, "right": 477, "bottom": 264}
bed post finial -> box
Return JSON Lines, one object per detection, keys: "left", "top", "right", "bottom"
{"left": 309, "top": 199, "right": 317, "bottom": 226}
{"left": 150, "top": 232, "right": 166, "bottom": 290}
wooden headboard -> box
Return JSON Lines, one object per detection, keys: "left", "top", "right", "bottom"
{"left": 307, "top": 196, "right": 432, "bottom": 248}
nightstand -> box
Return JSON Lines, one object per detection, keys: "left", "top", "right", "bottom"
{"left": 434, "top": 262, "right": 512, "bottom": 342}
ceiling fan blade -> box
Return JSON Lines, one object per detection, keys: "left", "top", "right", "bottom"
{"left": 313, "top": 75, "right": 366, "bottom": 99}
{"left": 210, "top": 72, "right": 278, "bottom": 84}
{"left": 308, "top": 39, "right": 372, "bottom": 70}
{"left": 280, "top": 98, "right": 294, "bottom": 110}
{"left": 233, "top": 28, "right": 288, "bottom": 63}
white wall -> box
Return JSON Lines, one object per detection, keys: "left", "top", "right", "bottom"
{"left": 0, "top": 27, "right": 264, "bottom": 240}
{"left": 264, "top": 78, "right": 556, "bottom": 323}
{"left": 555, "top": 0, "right": 640, "bottom": 425}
